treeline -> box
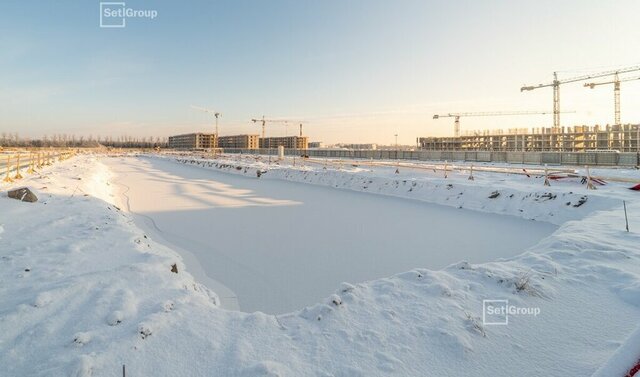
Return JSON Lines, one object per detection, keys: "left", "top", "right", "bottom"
{"left": 0, "top": 133, "right": 168, "bottom": 148}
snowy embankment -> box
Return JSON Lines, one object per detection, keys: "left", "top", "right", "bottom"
{"left": 168, "top": 154, "right": 623, "bottom": 225}
{"left": 1, "top": 153, "right": 639, "bottom": 376}
{"left": 592, "top": 324, "right": 640, "bottom": 377}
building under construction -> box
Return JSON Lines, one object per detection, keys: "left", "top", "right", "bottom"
{"left": 259, "top": 136, "right": 308, "bottom": 149}
{"left": 168, "top": 133, "right": 308, "bottom": 150}
{"left": 419, "top": 124, "right": 640, "bottom": 152}
{"left": 168, "top": 133, "right": 217, "bottom": 150}
{"left": 218, "top": 134, "right": 259, "bottom": 149}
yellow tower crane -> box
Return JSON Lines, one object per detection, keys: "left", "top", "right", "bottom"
{"left": 521, "top": 65, "right": 640, "bottom": 130}
{"left": 251, "top": 116, "right": 284, "bottom": 139}
{"left": 433, "top": 111, "right": 562, "bottom": 137}
{"left": 251, "top": 117, "right": 307, "bottom": 140}
{"left": 191, "top": 105, "right": 221, "bottom": 155}
{"left": 583, "top": 74, "right": 640, "bottom": 126}
{"left": 191, "top": 105, "right": 221, "bottom": 135}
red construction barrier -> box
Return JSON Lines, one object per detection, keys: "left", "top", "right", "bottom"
{"left": 625, "top": 359, "right": 640, "bottom": 377}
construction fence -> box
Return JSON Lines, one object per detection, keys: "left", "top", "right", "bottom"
{"left": 0, "top": 150, "right": 76, "bottom": 183}
{"left": 218, "top": 148, "right": 640, "bottom": 167}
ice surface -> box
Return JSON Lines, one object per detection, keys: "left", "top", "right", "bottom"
{"left": 105, "top": 157, "right": 557, "bottom": 313}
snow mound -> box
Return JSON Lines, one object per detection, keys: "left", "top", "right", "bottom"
{"left": 1, "top": 153, "right": 639, "bottom": 376}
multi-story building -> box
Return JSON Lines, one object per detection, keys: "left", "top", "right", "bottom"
{"left": 168, "top": 133, "right": 217, "bottom": 150}
{"left": 418, "top": 124, "right": 640, "bottom": 152}
{"left": 218, "top": 134, "right": 259, "bottom": 149}
{"left": 259, "top": 136, "right": 308, "bottom": 149}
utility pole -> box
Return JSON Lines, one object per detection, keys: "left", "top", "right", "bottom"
{"left": 394, "top": 134, "right": 399, "bottom": 161}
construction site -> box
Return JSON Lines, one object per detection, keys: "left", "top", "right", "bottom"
{"left": 421, "top": 65, "right": 640, "bottom": 152}
{"left": 178, "top": 67, "right": 640, "bottom": 156}
{"left": 418, "top": 124, "right": 640, "bottom": 152}
{"left": 171, "top": 109, "right": 310, "bottom": 150}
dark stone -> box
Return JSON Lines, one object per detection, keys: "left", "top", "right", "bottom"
{"left": 7, "top": 187, "right": 38, "bottom": 203}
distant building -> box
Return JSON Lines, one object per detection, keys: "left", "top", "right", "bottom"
{"left": 218, "top": 134, "right": 259, "bottom": 149}
{"left": 308, "top": 141, "right": 324, "bottom": 149}
{"left": 168, "top": 133, "right": 217, "bottom": 150}
{"left": 338, "top": 143, "right": 377, "bottom": 150}
{"left": 259, "top": 136, "right": 308, "bottom": 149}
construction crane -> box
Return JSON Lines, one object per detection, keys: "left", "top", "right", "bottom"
{"left": 282, "top": 121, "right": 307, "bottom": 138}
{"left": 521, "top": 65, "right": 640, "bottom": 129}
{"left": 251, "top": 116, "right": 281, "bottom": 139}
{"left": 433, "top": 111, "right": 561, "bottom": 137}
{"left": 191, "top": 105, "right": 221, "bottom": 137}
{"left": 251, "top": 116, "right": 307, "bottom": 139}
{"left": 583, "top": 74, "right": 640, "bottom": 125}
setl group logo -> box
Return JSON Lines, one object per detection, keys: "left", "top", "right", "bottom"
{"left": 482, "top": 299, "right": 541, "bottom": 325}
{"left": 99, "top": 2, "right": 158, "bottom": 28}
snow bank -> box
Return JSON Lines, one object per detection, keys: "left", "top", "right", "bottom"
{"left": 168, "top": 154, "right": 623, "bottom": 226}
{"left": 1, "top": 153, "right": 639, "bottom": 376}
{"left": 0, "top": 156, "right": 220, "bottom": 376}
{"left": 592, "top": 324, "right": 640, "bottom": 377}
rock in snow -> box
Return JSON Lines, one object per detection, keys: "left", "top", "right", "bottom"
{"left": 7, "top": 187, "right": 38, "bottom": 202}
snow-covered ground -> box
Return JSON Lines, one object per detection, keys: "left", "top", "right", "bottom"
{"left": 104, "top": 156, "right": 556, "bottom": 314}
{"left": 1, "top": 153, "right": 639, "bottom": 376}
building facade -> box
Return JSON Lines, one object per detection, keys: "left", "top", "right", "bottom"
{"left": 168, "top": 133, "right": 217, "bottom": 150}
{"left": 259, "top": 136, "right": 308, "bottom": 149}
{"left": 418, "top": 124, "right": 640, "bottom": 152}
{"left": 218, "top": 134, "right": 259, "bottom": 149}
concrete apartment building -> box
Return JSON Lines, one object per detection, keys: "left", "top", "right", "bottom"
{"left": 218, "top": 134, "right": 259, "bottom": 149}
{"left": 418, "top": 124, "right": 640, "bottom": 152}
{"left": 259, "top": 136, "right": 308, "bottom": 149}
{"left": 168, "top": 133, "right": 217, "bottom": 150}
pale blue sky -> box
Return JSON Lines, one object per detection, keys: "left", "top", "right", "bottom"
{"left": 1, "top": 0, "right": 640, "bottom": 144}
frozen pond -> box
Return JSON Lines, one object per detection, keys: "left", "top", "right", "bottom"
{"left": 106, "top": 157, "right": 557, "bottom": 314}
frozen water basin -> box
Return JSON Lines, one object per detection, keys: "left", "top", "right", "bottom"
{"left": 106, "top": 157, "right": 557, "bottom": 314}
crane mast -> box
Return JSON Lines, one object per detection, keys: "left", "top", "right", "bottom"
{"left": 553, "top": 72, "right": 560, "bottom": 131}
{"left": 251, "top": 117, "right": 307, "bottom": 139}
{"left": 191, "top": 105, "right": 222, "bottom": 140}
{"left": 251, "top": 116, "right": 267, "bottom": 139}
{"left": 584, "top": 74, "right": 640, "bottom": 126}
{"left": 615, "top": 74, "right": 620, "bottom": 125}
{"left": 521, "top": 65, "right": 640, "bottom": 129}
